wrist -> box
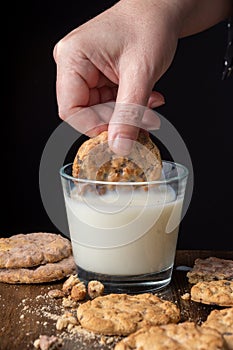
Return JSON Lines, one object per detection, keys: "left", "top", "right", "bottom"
{"left": 119, "top": 0, "right": 233, "bottom": 38}
{"left": 118, "top": 0, "right": 195, "bottom": 36}
{"left": 177, "top": 0, "right": 233, "bottom": 37}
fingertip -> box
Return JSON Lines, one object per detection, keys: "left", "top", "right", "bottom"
{"left": 108, "top": 124, "right": 139, "bottom": 155}
{"left": 148, "top": 91, "right": 165, "bottom": 108}
{"left": 108, "top": 135, "right": 135, "bottom": 155}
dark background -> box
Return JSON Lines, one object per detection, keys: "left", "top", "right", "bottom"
{"left": 3, "top": 1, "right": 233, "bottom": 249}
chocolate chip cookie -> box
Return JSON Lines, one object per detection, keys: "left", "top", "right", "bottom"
{"left": 187, "top": 257, "right": 233, "bottom": 284}
{"left": 202, "top": 307, "right": 233, "bottom": 349}
{"left": 114, "top": 322, "right": 226, "bottom": 350}
{"left": 77, "top": 293, "right": 180, "bottom": 336}
{"left": 0, "top": 232, "right": 72, "bottom": 269}
{"left": 72, "top": 130, "right": 162, "bottom": 182}
{"left": 190, "top": 280, "right": 233, "bottom": 307}
{"left": 0, "top": 255, "right": 76, "bottom": 283}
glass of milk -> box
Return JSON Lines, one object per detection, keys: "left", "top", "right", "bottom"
{"left": 60, "top": 161, "right": 188, "bottom": 293}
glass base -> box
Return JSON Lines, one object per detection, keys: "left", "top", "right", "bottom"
{"left": 77, "top": 265, "right": 173, "bottom": 294}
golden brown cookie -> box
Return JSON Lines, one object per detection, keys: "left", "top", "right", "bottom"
{"left": 0, "top": 255, "right": 76, "bottom": 284}
{"left": 114, "top": 322, "right": 226, "bottom": 350}
{"left": 187, "top": 257, "right": 233, "bottom": 284}
{"left": 202, "top": 307, "right": 233, "bottom": 350}
{"left": 190, "top": 280, "right": 233, "bottom": 307}
{"left": 0, "top": 232, "right": 72, "bottom": 269}
{"left": 72, "top": 130, "right": 162, "bottom": 182}
{"left": 76, "top": 293, "right": 180, "bottom": 336}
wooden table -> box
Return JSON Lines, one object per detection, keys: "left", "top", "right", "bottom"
{"left": 0, "top": 250, "right": 232, "bottom": 350}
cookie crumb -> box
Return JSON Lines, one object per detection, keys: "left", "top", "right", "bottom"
{"left": 33, "top": 335, "right": 62, "bottom": 350}
{"left": 62, "top": 296, "right": 78, "bottom": 308}
{"left": 62, "top": 274, "right": 80, "bottom": 295}
{"left": 48, "top": 289, "right": 65, "bottom": 299}
{"left": 88, "top": 280, "right": 105, "bottom": 299}
{"left": 56, "top": 312, "right": 79, "bottom": 331}
{"left": 181, "top": 292, "right": 190, "bottom": 301}
{"left": 70, "top": 282, "right": 87, "bottom": 301}
{"left": 33, "top": 338, "right": 40, "bottom": 349}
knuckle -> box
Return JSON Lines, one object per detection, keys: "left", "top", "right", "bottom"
{"left": 58, "top": 107, "right": 71, "bottom": 121}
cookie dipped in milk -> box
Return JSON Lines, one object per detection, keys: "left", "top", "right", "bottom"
{"left": 60, "top": 130, "right": 188, "bottom": 292}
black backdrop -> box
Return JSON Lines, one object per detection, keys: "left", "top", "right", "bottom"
{"left": 3, "top": 1, "right": 233, "bottom": 250}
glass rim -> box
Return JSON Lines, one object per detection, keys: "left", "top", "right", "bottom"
{"left": 60, "top": 161, "right": 189, "bottom": 186}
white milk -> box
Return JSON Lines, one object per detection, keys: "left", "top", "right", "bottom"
{"left": 64, "top": 185, "right": 184, "bottom": 275}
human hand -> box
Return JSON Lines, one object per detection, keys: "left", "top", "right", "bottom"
{"left": 53, "top": 0, "right": 183, "bottom": 154}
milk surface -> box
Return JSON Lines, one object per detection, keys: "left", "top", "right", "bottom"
{"left": 64, "top": 185, "right": 184, "bottom": 275}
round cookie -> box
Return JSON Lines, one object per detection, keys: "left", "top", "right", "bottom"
{"left": 202, "top": 307, "right": 233, "bottom": 350}
{"left": 76, "top": 293, "right": 180, "bottom": 336}
{"left": 114, "top": 322, "right": 225, "bottom": 350}
{"left": 187, "top": 257, "right": 233, "bottom": 284}
{"left": 190, "top": 280, "right": 233, "bottom": 307}
{"left": 0, "top": 232, "right": 72, "bottom": 269}
{"left": 72, "top": 130, "right": 162, "bottom": 182}
{"left": 0, "top": 255, "right": 76, "bottom": 283}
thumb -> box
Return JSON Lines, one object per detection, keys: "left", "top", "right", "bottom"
{"left": 108, "top": 63, "right": 161, "bottom": 155}
{"left": 108, "top": 103, "right": 147, "bottom": 155}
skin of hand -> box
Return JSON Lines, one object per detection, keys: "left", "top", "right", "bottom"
{"left": 53, "top": 0, "right": 232, "bottom": 155}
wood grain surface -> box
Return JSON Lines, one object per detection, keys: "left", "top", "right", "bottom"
{"left": 0, "top": 250, "right": 232, "bottom": 350}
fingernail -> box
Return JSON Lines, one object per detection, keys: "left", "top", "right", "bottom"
{"left": 110, "top": 135, "right": 134, "bottom": 155}
{"left": 150, "top": 99, "right": 165, "bottom": 109}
